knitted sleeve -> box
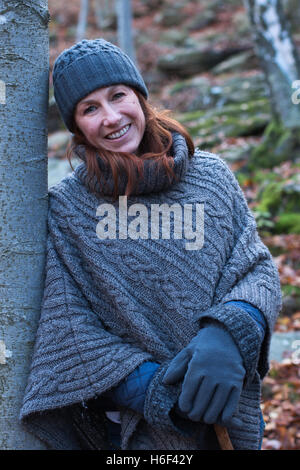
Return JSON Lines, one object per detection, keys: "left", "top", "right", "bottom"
{"left": 192, "top": 159, "right": 282, "bottom": 382}
{"left": 225, "top": 301, "right": 267, "bottom": 335}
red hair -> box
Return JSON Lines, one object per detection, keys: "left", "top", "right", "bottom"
{"left": 66, "top": 91, "right": 194, "bottom": 199}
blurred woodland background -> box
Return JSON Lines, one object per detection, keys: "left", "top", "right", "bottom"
{"left": 46, "top": 0, "right": 300, "bottom": 451}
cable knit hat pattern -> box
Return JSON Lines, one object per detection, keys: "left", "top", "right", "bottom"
{"left": 53, "top": 38, "right": 148, "bottom": 132}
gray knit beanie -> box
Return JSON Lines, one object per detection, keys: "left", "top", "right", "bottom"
{"left": 52, "top": 38, "right": 148, "bottom": 132}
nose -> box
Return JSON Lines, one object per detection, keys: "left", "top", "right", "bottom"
{"left": 102, "top": 103, "right": 121, "bottom": 127}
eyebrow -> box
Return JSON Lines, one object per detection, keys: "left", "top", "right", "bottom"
{"left": 78, "top": 85, "right": 123, "bottom": 107}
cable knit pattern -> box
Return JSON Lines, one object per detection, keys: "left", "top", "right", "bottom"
{"left": 53, "top": 39, "right": 116, "bottom": 74}
{"left": 20, "top": 135, "right": 281, "bottom": 450}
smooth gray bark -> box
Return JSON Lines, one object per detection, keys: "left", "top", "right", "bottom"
{"left": 115, "top": 0, "right": 136, "bottom": 64}
{"left": 76, "top": 0, "right": 89, "bottom": 42}
{"left": 0, "top": 0, "right": 49, "bottom": 449}
{"left": 245, "top": 0, "right": 300, "bottom": 128}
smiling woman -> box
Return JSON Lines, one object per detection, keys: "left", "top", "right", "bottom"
{"left": 74, "top": 85, "right": 146, "bottom": 155}
{"left": 69, "top": 88, "right": 193, "bottom": 199}
{"left": 48, "top": 38, "right": 194, "bottom": 200}
{"left": 19, "top": 38, "right": 282, "bottom": 452}
{"left": 62, "top": 68, "right": 193, "bottom": 199}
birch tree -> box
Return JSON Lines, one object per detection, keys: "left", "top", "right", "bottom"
{"left": 245, "top": 0, "right": 300, "bottom": 166}
{"left": 76, "top": 0, "right": 90, "bottom": 42}
{"left": 115, "top": 0, "right": 136, "bottom": 64}
{"left": 0, "top": 0, "right": 49, "bottom": 449}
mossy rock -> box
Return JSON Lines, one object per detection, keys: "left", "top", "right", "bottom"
{"left": 246, "top": 161, "right": 300, "bottom": 235}
{"left": 248, "top": 120, "right": 300, "bottom": 169}
{"left": 281, "top": 285, "right": 300, "bottom": 316}
{"left": 167, "top": 72, "right": 269, "bottom": 113}
{"left": 281, "top": 285, "right": 300, "bottom": 298}
{"left": 159, "top": 29, "right": 189, "bottom": 47}
{"left": 157, "top": 46, "right": 249, "bottom": 77}
{"left": 211, "top": 50, "right": 258, "bottom": 75}
{"left": 255, "top": 181, "right": 284, "bottom": 214}
{"left": 170, "top": 76, "right": 212, "bottom": 96}
{"left": 178, "top": 99, "right": 270, "bottom": 122}
{"left": 154, "top": 4, "right": 187, "bottom": 27}
{"left": 282, "top": 189, "right": 300, "bottom": 214}
{"left": 274, "top": 213, "right": 300, "bottom": 234}
{"left": 252, "top": 168, "right": 281, "bottom": 185}
{"left": 186, "top": 10, "right": 216, "bottom": 31}
{"left": 176, "top": 98, "right": 271, "bottom": 146}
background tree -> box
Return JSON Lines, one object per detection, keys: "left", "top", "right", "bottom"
{"left": 76, "top": 0, "right": 136, "bottom": 63}
{"left": 115, "top": 0, "right": 136, "bottom": 64}
{"left": 94, "top": 0, "right": 115, "bottom": 31}
{"left": 244, "top": 0, "right": 300, "bottom": 168}
{"left": 76, "top": 0, "right": 90, "bottom": 42}
{"left": 0, "top": 0, "right": 49, "bottom": 449}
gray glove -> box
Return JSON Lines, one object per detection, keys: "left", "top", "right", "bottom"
{"left": 163, "top": 323, "right": 245, "bottom": 426}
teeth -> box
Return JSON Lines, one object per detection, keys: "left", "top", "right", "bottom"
{"left": 106, "top": 124, "right": 130, "bottom": 140}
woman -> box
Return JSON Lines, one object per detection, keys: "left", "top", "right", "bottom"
{"left": 20, "top": 38, "right": 282, "bottom": 450}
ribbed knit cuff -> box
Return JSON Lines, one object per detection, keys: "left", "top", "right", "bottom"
{"left": 192, "top": 303, "right": 264, "bottom": 383}
{"left": 143, "top": 363, "right": 184, "bottom": 434}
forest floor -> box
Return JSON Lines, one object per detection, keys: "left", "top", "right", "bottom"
{"left": 47, "top": 0, "right": 300, "bottom": 450}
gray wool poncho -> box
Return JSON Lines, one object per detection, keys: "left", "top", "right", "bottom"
{"left": 20, "top": 133, "right": 282, "bottom": 450}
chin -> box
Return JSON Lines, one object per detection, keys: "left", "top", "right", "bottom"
{"left": 106, "top": 143, "right": 140, "bottom": 154}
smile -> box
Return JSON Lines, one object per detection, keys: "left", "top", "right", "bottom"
{"left": 106, "top": 124, "right": 131, "bottom": 140}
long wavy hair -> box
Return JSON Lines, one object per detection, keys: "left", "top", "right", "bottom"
{"left": 66, "top": 90, "right": 194, "bottom": 199}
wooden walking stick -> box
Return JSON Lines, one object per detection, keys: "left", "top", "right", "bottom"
{"left": 214, "top": 424, "right": 234, "bottom": 450}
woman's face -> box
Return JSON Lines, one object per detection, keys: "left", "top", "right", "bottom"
{"left": 74, "top": 85, "right": 146, "bottom": 154}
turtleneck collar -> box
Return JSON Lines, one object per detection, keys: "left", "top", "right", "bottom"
{"left": 73, "top": 132, "right": 190, "bottom": 197}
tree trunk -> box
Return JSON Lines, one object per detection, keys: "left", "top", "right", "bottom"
{"left": 0, "top": 0, "right": 49, "bottom": 449}
{"left": 115, "top": 0, "right": 136, "bottom": 64}
{"left": 94, "top": 0, "right": 116, "bottom": 30}
{"left": 76, "top": 0, "right": 89, "bottom": 42}
{"left": 245, "top": 0, "right": 300, "bottom": 129}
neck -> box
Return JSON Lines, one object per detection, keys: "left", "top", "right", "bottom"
{"left": 74, "top": 132, "right": 190, "bottom": 197}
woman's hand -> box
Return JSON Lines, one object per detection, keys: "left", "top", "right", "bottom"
{"left": 163, "top": 323, "right": 245, "bottom": 427}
